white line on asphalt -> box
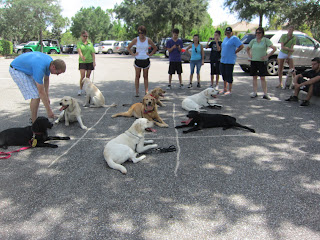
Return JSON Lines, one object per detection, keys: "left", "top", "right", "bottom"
{"left": 173, "top": 103, "right": 181, "bottom": 177}
{"left": 48, "top": 104, "right": 114, "bottom": 168}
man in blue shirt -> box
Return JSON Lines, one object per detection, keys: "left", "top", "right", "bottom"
{"left": 10, "top": 52, "right": 66, "bottom": 123}
{"left": 220, "top": 27, "right": 244, "bottom": 95}
{"left": 166, "top": 28, "right": 184, "bottom": 89}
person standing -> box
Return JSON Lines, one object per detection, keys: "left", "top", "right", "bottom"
{"left": 127, "top": 25, "right": 158, "bottom": 97}
{"left": 277, "top": 25, "right": 296, "bottom": 88}
{"left": 166, "top": 28, "right": 184, "bottom": 89}
{"left": 247, "top": 27, "right": 276, "bottom": 100}
{"left": 9, "top": 52, "right": 66, "bottom": 123}
{"left": 220, "top": 27, "right": 244, "bottom": 95}
{"left": 206, "top": 30, "right": 222, "bottom": 90}
{"left": 77, "top": 30, "right": 96, "bottom": 96}
{"left": 185, "top": 34, "right": 204, "bottom": 88}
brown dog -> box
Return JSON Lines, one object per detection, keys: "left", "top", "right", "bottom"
{"left": 149, "top": 87, "right": 166, "bottom": 107}
{"left": 111, "top": 95, "right": 168, "bottom": 127}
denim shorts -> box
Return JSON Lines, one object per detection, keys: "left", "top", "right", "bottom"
{"left": 190, "top": 59, "right": 202, "bottom": 74}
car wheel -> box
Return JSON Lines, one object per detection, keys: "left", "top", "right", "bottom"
{"left": 107, "top": 49, "right": 113, "bottom": 54}
{"left": 165, "top": 50, "right": 169, "bottom": 58}
{"left": 23, "top": 49, "right": 32, "bottom": 53}
{"left": 50, "top": 50, "right": 58, "bottom": 54}
{"left": 17, "top": 49, "right": 22, "bottom": 55}
{"left": 240, "top": 65, "right": 250, "bottom": 73}
{"left": 266, "top": 58, "right": 278, "bottom": 76}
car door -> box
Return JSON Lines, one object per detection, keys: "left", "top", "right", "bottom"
{"left": 295, "top": 35, "right": 320, "bottom": 67}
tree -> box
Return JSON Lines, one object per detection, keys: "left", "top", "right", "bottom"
{"left": 223, "top": 0, "right": 281, "bottom": 27}
{"left": 70, "top": 7, "right": 111, "bottom": 44}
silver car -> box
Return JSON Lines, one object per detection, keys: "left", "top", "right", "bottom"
{"left": 236, "top": 30, "right": 320, "bottom": 75}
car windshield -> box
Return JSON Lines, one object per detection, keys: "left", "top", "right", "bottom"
{"left": 240, "top": 34, "right": 273, "bottom": 44}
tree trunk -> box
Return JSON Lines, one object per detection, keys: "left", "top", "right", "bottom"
{"left": 39, "top": 29, "right": 43, "bottom": 53}
{"left": 259, "top": 13, "right": 263, "bottom": 27}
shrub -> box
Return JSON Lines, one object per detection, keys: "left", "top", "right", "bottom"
{"left": 0, "top": 40, "right": 13, "bottom": 55}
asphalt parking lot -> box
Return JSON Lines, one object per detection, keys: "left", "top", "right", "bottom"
{"left": 0, "top": 54, "right": 320, "bottom": 240}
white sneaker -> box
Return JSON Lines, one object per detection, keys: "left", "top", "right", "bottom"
{"left": 250, "top": 92, "right": 258, "bottom": 98}
{"left": 166, "top": 85, "right": 171, "bottom": 90}
{"left": 78, "top": 90, "right": 82, "bottom": 96}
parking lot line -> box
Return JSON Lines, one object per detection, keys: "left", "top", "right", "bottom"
{"left": 48, "top": 105, "right": 114, "bottom": 168}
{"left": 173, "top": 103, "right": 181, "bottom": 177}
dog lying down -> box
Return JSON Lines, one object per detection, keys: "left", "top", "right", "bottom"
{"left": 182, "top": 88, "right": 222, "bottom": 112}
{"left": 55, "top": 96, "right": 87, "bottom": 130}
{"left": 175, "top": 111, "right": 255, "bottom": 134}
{"left": 103, "top": 118, "right": 158, "bottom": 174}
{"left": 149, "top": 87, "right": 166, "bottom": 107}
{"left": 82, "top": 78, "right": 117, "bottom": 108}
{"left": 0, "top": 117, "right": 70, "bottom": 149}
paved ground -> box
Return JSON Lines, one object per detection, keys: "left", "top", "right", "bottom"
{"left": 0, "top": 54, "right": 319, "bottom": 240}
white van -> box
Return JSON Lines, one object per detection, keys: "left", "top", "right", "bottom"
{"left": 98, "top": 40, "right": 118, "bottom": 54}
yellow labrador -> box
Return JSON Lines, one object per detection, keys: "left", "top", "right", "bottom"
{"left": 82, "top": 78, "right": 116, "bottom": 108}
{"left": 104, "top": 118, "right": 157, "bottom": 174}
{"left": 55, "top": 96, "right": 87, "bottom": 130}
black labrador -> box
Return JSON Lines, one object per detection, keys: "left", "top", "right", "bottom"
{"left": 0, "top": 117, "right": 70, "bottom": 149}
{"left": 175, "top": 111, "right": 255, "bottom": 134}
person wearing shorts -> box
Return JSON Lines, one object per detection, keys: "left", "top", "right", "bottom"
{"left": 77, "top": 30, "right": 95, "bottom": 95}
{"left": 285, "top": 57, "right": 320, "bottom": 106}
{"left": 247, "top": 27, "right": 276, "bottom": 100}
{"left": 220, "top": 27, "right": 244, "bottom": 95}
{"left": 277, "top": 26, "right": 296, "bottom": 88}
{"left": 9, "top": 52, "right": 66, "bottom": 122}
{"left": 166, "top": 28, "right": 184, "bottom": 89}
{"left": 127, "top": 25, "right": 158, "bottom": 97}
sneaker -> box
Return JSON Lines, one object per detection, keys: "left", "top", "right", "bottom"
{"left": 250, "top": 92, "right": 258, "bottom": 98}
{"left": 179, "top": 84, "right": 184, "bottom": 89}
{"left": 209, "top": 85, "right": 213, "bottom": 88}
{"left": 166, "top": 85, "right": 171, "bottom": 90}
{"left": 300, "top": 100, "right": 310, "bottom": 106}
{"left": 215, "top": 85, "right": 219, "bottom": 90}
{"left": 188, "top": 83, "right": 192, "bottom": 88}
{"left": 285, "top": 95, "right": 298, "bottom": 102}
{"left": 78, "top": 90, "right": 82, "bottom": 96}
{"left": 197, "top": 82, "right": 201, "bottom": 88}
{"left": 262, "top": 94, "right": 271, "bottom": 100}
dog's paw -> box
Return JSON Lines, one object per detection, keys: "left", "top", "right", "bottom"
{"left": 120, "top": 168, "right": 127, "bottom": 174}
{"left": 65, "top": 123, "right": 69, "bottom": 126}
{"left": 161, "top": 123, "right": 169, "bottom": 128}
{"left": 81, "top": 126, "right": 88, "bottom": 130}
{"left": 54, "top": 120, "right": 59, "bottom": 124}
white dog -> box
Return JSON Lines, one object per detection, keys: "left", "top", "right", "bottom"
{"left": 182, "top": 88, "right": 221, "bottom": 112}
{"left": 55, "top": 96, "right": 87, "bottom": 130}
{"left": 82, "top": 78, "right": 116, "bottom": 108}
{"left": 103, "top": 118, "right": 158, "bottom": 174}
{"left": 283, "top": 69, "right": 295, "bottom": 89}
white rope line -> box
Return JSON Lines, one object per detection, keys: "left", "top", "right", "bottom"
{"left": 48, "top": 105, "right": 114, "bottom": 168}
{"left": 173, "top": 103, "right": 181, "bottom": 177}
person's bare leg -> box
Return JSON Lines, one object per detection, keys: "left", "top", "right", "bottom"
{"left": 169, "top": 74, "right": 172, "bottom": 86}
{"left": 261, "top": 76, "right": 267, "bottom": 95}
{"left": 135, "top": 67, "right": 141, "bottom": 96}
{"left": 306, "top": 85, "right": 313, "bottom": 101}
{"left": 80, "top": 69, "right": 86, "bottom": 90}
{"left": 86, "top": 70, "right": 92, "bottom": 78}
{"left": 253, "top": 76, "right": 258, "bottom": 93}
{"left": 277, "top": 58, "right": 285, "bottom": 87}
{"left": 228, "top": 83, "right": 232, "bottom": 92}
{"left": 215, "top": 74, "right": 219, "bottom": 86}
{"left": 143, "top": 68, "right": 149, "bottom": 95}
{"left": 30, "top": 98, "right": 40, "bottom": 123}
{"left": 178, "top": 74, "right": 182, "bottom": 85}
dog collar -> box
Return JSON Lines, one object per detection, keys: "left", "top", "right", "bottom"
{"left": 149, "top": 94, "right": 155, "bottom": 98}
{"left": 144, "top": 109, "right": 154, "bottom": 114}
{"left": 125, "top": 131, "right": 142, "bottom": 140}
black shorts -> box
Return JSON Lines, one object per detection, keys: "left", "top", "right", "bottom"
{"left": 168, "top": 61, "right": 183, "bottom": 74}
{"left": 298, "top": 77, "right": 320, "bottom": 96}
{"left": 134, "top": 59, "right": 150, "bottom": 69}
{"left": 79, "top": 62, "right": 94, "bottom": 70}
{"left": 210, "top": 61, "right": 220, "bottom": 75}
{"left": 220, "top": 63, "right": 234, "bottom": 83}
{"left": 250, "top": 61, "right": 267, "bottom": 76}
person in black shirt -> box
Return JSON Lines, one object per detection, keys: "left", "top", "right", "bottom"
{"left": 206, "top": 31, "right": 222, "bottom": 90}
{"left": 285, "top": 57, "right": 320, "bottom": 106}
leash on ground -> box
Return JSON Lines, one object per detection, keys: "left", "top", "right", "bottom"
{"left": 0, "top": 146, "right": 31, "bottom": 159}
{"left": 141, "top": 145, "right": 176, "bottom": 154}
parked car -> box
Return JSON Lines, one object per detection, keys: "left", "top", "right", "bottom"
{"left": 93, "top": 43, "right": 99, "bottom": 54}
{"left": 119, "top": 41, "right": 132, "bottom": 55}
{"left": 181, "top": 42, "right": 211, "bottom": 63}
{"left": 22, "top": 39, "right": 61, "bottom": 54}
{"left": 14, "top": 43, "right": 27, "bottom": 54}
{"left": 236, "top": 30, "right": 320, "bottom": 76}
{"left": 114, "top": 41, "right": 124, "bottom": 54}
{"left": 158, "top": 37, "right": 192, "bottom": 57}
{"left": 73, "top": 45, "right": 78, "bottom": 54}
{"left": 98, "top": 40, "right": 118, "bottom": 54}
{"left": 62, "top": 44, "right": 75, "bottom": 54}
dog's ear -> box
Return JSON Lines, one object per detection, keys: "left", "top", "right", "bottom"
{"left": 204, "top": 89, "right": 209, "bottom": 97}
{"left": 71, "top": 98, "right": 75, "bottom": 107}
{"left": 32, "top": 118, "right": 41, "bottom": 132}
{"left": 134, "top": 121, "right": 143, "bottom": 135}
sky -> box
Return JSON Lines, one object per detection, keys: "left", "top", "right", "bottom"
{"left": 59, "top": 0, "right": 259, "bottom": 27}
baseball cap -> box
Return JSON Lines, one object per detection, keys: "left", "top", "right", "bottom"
{"left": 225, "top": 27, "right": 232, "bottom": 32}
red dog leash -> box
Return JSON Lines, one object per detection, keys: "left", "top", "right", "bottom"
{"left": 0, "top": 146, "right": 31, "bottom": 159}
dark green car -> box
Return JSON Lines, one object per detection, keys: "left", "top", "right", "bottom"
{"left": 22, "top": 39, "right": 61, "bottom": 54}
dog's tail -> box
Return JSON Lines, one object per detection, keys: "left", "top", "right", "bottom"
{"left": 106, "top": 158, "right": 127, "bottom": 174}
{"left": 102, "top": 103, "right": 117, "bottom": 108}
{"left": 234, "top": 123, "right": 255, "bottom": 133}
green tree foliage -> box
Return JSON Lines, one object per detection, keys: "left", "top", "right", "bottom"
{"left": 70, "top": 7, "right": 111, "bottom": 44}
{"left": 60, "top": 30, "right": 78, "bottom": 45}
{"left": 223, "top": 0, "right": 280, "bottom": 27}
{"left": 0, "top": 0, "right": 66, "bottom": 45}
{"left": 114, "top": 0, "right": 209, "bottom": 41}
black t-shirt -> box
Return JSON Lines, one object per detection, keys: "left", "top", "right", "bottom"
{"left": 302, "top": 69, "right": 320, "bottom": 79}
{"left": 208, "top": 40, "right": 222, "bottom": 62}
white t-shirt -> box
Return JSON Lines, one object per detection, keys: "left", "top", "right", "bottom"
{"left": 136, "top": 37, "right": 149, "bottom": 60}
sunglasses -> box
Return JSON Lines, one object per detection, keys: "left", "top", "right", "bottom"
{"left": 138, "top": 32, "right": 144, "bottom": 35}
{"left": 256, "top": 32, "right": 262, "bottom": 34}
{"left": 82, "top": 35, "right": 88, "bottom": 38}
